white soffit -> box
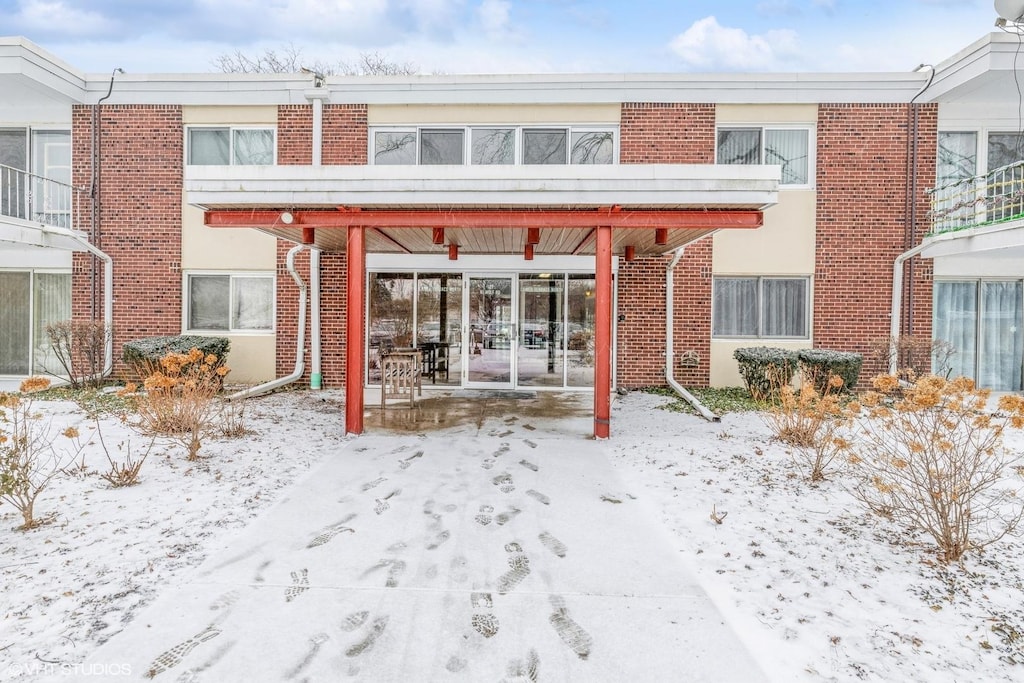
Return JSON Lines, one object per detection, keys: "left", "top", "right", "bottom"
{"left": 921, "top": 220, "right": 1024, "bottom": 258}
{"left": 185, "top": 164, "right": 780, "bottom": 211}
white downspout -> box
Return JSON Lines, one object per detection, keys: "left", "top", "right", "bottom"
{"left": 42, "top": 225, "right": 114, "bottom": 380}
{"left": 665, "top": 237, "right": 720, "bottom": 422}
{"left": 228, "top": 244, "right": 307, "bottom": 400}
{"left": 889, "top": 242, "right": 929, "bottom": 375}
{"left": 308, "top": 89, "right": 326, "bottom": 389}
{"left": 310, "top": 247, "right": 322, "bottom": 389}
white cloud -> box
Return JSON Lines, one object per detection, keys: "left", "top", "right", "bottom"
{"left": 11, "top": 0, "right": 111, "bottom": 37}
{"left": 477, "top": 0, "right": 512, "bottom": 36}
{"left": 668, "top": 16, "right": 800, "bottom": 71}
{"left": 811, "top": 0, "right": 837, "bottom": 10}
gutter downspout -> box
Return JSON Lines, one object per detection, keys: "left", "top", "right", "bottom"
{"left": 666, "top": 236, "right": 720, "bottom": 422}
{"left": 307, "top": 88, "right": 327, "bottom": 390}
{"left": 90, "top": 68, "right": 122, "bottom": 320}
{"left": 42, "top": 225, "right": 114, "bottom": 380}
{"left": 228, "top": 244, "right": 308, "bottom": 400}
{"left": 890, "top": 242, "right": 929, "bottom": 375}
{"left": 310, "top": 247, "right": 322, "bottom": 389}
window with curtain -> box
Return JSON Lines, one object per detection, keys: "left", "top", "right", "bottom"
{"left": 713, "top": 276, "right": 809, "bottom": 338}
{"left": 188, "top": 127, "right": 275, "bottom": 165}
{"left": 717, "top": 127, "right": 811, "bottom": 185}
{"left": 187, "top": 273, "right": 274, "bottom": 332}
{"left": 934, "top": 279, "right": 1023, "bottom": 391}
{"left": 33, "top": 272, "right": 71, "bottom": 375}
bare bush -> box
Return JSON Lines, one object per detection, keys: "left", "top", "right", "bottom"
{"left": 95, "top": 419, "right": 153, "bottom": 488}
{"left": 0, "top": 380, "right": 86, "bottom": 529}
{"left": 868, "top": 336, "right": 956, "bottom": 383}
{"left": 217, "top": 399, "right": 248, "bottom": 438}
{"left": 133, "top": 349, "right": 230, "bottom": 461}
{"left": 46, "top": 320, "right": 112, "bottom": 389}
{"left": 844, "top": 374, "right": 1024, "bottom": 562}
{"left": 763, "top": 371, "right": 850, "bottom": 482}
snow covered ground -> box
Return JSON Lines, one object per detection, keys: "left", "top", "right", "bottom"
{"left": 1, "top": 388, "right": 1022, "bottom": 682}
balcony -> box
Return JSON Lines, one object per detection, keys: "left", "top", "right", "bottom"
{"left": 928, "top": 160, "right": 1024, "bottom": 234}
{"left": 921, "top": 160, "right": 1024, "bottom": 259}
{"left": 0, "top": 163, "right": 90, "bottom": 251}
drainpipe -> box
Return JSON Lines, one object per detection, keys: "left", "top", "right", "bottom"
{"left": 42, "top": 225, "right": 114, "bottom": 381}
{"left": 890, "top": 242, "right": 929, "bottom": 375}
{"left": 310, "top": 247, "right": 323, "bottom": 389}
{"left": 307, "top": 87, "right": 327, "bottom": 389}
{"left": 665, "top": 237, "right": 720, "bottom": 422}
{"left": 90, "top": 67, "right": 123, "bottom": 320}
{"left": 228, "top": 243, "right": 307, "bottom": 400}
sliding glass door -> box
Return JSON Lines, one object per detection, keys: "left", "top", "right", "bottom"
{"left": 0, "top": 271, "right": 71, "bottom": 377}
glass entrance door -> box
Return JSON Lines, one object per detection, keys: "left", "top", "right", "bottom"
{"left": 466, "top": 276, "right": 514, "bottom": 386}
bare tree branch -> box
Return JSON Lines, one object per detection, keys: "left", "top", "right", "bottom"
{"left": 213, "top": 43, "right": 419, "bottom": 76}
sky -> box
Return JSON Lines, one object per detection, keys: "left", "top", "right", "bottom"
{"left": 0, "top": 0, "right": 1010, "bottom": 75}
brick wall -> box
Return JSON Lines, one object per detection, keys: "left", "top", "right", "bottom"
{"left": 71, "top": 104, "right": 183, "bottom": 378}
{"left": 323, "top": 105, "right": 368, "bottom": 164}
{"left": 274, "top": 104, "right": 366, "bottom": 385}
{"left": 617, "top": 103, "right": 715, "bottom": 387}
{"left": 815, "top": 103, "right": 937, "bottom": 380}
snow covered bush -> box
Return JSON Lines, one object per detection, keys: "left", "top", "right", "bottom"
{"left": 133, "top": 348, "right": 230, "bottom": 461}
{"left": 845, "top": 374, "right": 1024, "bottom": 562}
{"left": 798, "top": 349, "right": 863, "bottom": 394}
{"left": 733, "top": 347, "right": 799, "bottom": 402}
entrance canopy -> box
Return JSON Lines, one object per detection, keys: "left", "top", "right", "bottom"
{"left": 187, "top": 163, "right": 778, "bottom": 255}
{"left": 185, "top": 162, "right": 778, "bottom": 438}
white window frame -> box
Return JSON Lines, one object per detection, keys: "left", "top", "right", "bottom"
{"left": 183, "top": 271, "right": 276, "bottom": 334}
{"left": 185, "top": 126, "right": 277, "bottom": 166}
{"left": 715, "top": 125, "right": 814, "bottom": 188}
{"left": 712, "top": 275, "right": 811, "bottom": 340}
{"left": 369, "top": 124, "right": 619, "bottom": 166}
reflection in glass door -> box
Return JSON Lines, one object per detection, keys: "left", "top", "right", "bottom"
{"left": 467, "top": 276, "right": 514, "bottom": 386}
{"left": 517, "top": 274, "right": 564, "bottom": 386}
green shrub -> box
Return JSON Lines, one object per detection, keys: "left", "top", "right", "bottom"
{"left": 798, "top": 349, "right": 863, "bottom": 393}
{"left": 732, "top": 347, "right": 799, "bottom": 402}
{"left": 123, "top": 336, "right": 229, "bottom": 379}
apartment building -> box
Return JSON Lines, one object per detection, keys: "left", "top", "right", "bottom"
{"left": 1, "top": 31, "right": 1021, "bottom": 436}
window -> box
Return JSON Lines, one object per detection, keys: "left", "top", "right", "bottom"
{"left": 371, "top": 126, "right": 616, "bottom": 165}
{"left": 717, "top": 127, "right": 811, "bottom": 185}
{"left": 186, "top": 273, "right": 274, "bottom": 332}
{"left": 713, "top": 277, "right": 808, "bottom": 338}
{"left": 934, "top": 280, "right": 1023, "bottom": 391}
{"left": 471, "top": 128, "right": 515, "bottom": 165}
{"left": 187, "top": 127, "right": 275, "bottom": 165}
{"left": 420, "top": 129, "right": 464, "bottom": 165}
{"left": 937, "top": 132, "right": 977, "bottom": 185}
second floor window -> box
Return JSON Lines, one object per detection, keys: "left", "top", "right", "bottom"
{"left": 187, "top": 127, "right": 275, "bottom": 165}
{"left": 372, "top": 126, "right": 615, "bottom": 166}
{"left": 717, "top": 127, "right": 810, "bottom": 186}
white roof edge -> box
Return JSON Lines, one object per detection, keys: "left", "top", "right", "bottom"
{"left": 0, "top": 36, "right": 87, "bottom": 100}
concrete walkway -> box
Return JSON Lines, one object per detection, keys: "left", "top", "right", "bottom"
{"left": 79, "top": 403, "right": 767, "bottom": 682}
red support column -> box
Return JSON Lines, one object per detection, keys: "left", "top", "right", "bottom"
{"left": 594, "top": 225, "right": 613, "bottom": 439}
{"left": 345, "top": 225, "right": 366, "bottom": 435}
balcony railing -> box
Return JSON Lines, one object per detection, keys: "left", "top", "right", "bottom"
{"left": 928, "top": 160, "right": 1024, "bottom": 235}
{"left": 1, "top": 163, "right": 83, "bottom": 230}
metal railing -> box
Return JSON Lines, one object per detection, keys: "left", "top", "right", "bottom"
{"left": 928, "top": 160, "right": 1024, "bottom": 235}
{"left": 0, "top": 162, "right": 83, "bottom": 230}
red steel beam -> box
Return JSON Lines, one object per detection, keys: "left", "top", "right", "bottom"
{"left": 345, "top": 225, "right": 365, "bottom": 435}
{"left": 594, "top": 225, "right": 612, "bottom": 439}
{"left": 205, "top": 208, "right": 763, "bottom": 230}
